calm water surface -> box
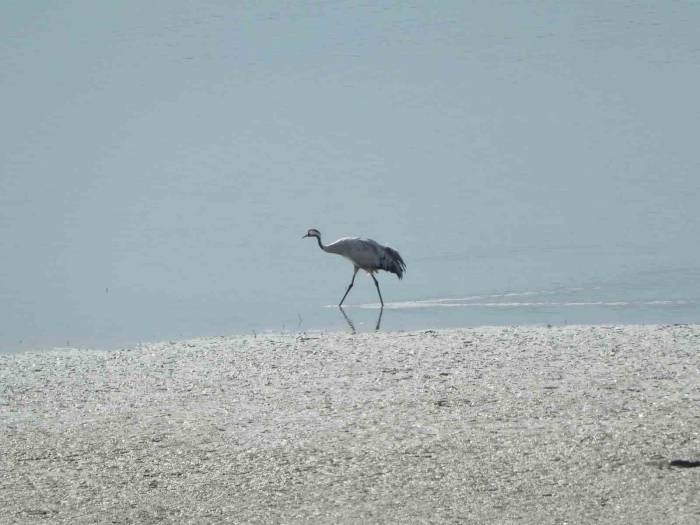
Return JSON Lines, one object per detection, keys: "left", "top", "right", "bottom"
{"left": 1, "top": 2, "right": 699, "bottom": 352}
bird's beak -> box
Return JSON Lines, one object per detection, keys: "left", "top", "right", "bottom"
{"left": 302, "top": 233, "right": 309, "bottom": 239}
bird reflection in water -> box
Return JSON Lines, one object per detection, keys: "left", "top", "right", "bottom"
{"left": 338, "top": 305, "right": 383, "bottom": 334}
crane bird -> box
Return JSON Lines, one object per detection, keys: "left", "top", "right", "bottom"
{"left": 302, "top": 228, "right": 406, "bottom": 307}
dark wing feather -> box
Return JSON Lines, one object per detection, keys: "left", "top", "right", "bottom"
{"left": 379, "top": 245, "right": 406, "bottom": 279}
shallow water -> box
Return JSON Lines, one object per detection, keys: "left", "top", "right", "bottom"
{"left": 1, "top": 2, "right": 699, "bottom": 352}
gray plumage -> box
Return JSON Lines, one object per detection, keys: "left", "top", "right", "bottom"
{"left": 302, "top": 228, "right": 406, "bottom": 307}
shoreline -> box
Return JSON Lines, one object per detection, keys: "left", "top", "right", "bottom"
{"left": 2, "top": 324, "right": 699, "bottom": 523}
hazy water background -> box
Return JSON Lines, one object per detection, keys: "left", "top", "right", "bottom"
{"left": 2, "top": 1, "right": 699, "bottom": 352}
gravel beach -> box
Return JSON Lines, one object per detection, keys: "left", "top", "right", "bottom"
{"left": 1, "top": 324, "right": 699, "bottom": 524}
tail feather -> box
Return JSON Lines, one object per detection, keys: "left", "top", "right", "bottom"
{"left": 380, "top": 246, "right": 406, "bottom": 279}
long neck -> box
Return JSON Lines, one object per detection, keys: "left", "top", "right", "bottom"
{"left": 314, "top": 235, "right": 327, "bottom": 251}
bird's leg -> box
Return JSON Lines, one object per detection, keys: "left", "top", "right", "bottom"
{"left": 339, "top": 267, "right": 359, "bottom": 306}
{"left": 371, "top": 274, "right": 384, "bottom": 307}
{"left": 375, "top": 305, "right": 384, "bottom": 331}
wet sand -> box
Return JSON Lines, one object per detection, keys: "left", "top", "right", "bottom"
{"left": 1, "top": 325, "right": 698, "bottom": 524}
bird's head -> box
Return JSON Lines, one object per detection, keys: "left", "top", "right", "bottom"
{"left": 302, "top": 228, "right": 321, "bottom": 239}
